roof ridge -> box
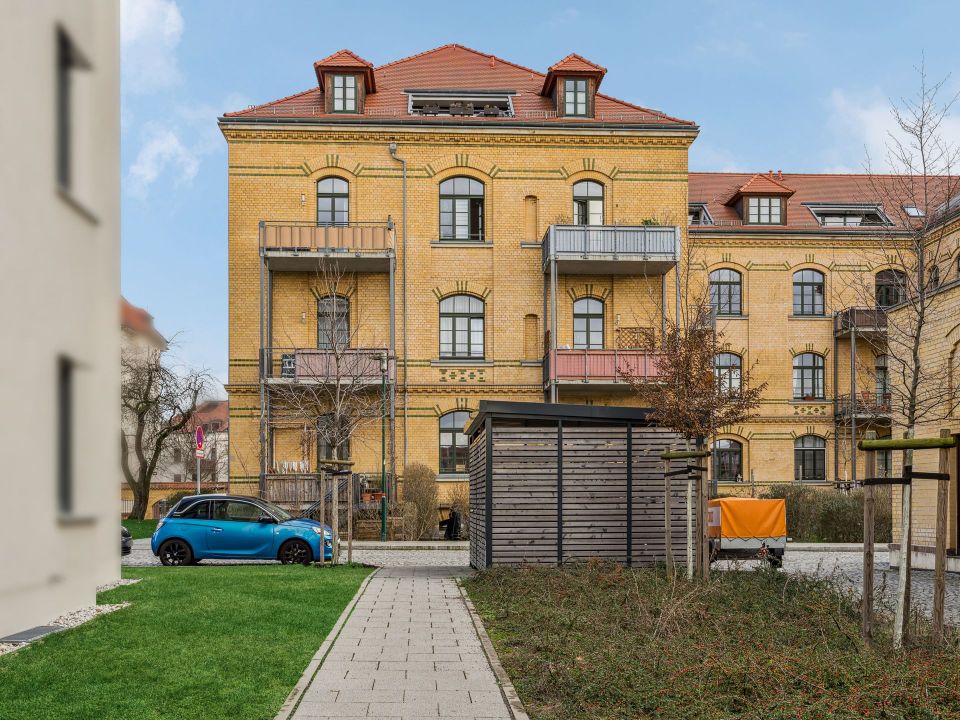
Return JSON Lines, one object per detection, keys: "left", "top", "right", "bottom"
{"left": 375, "top": 43, "right": 546, "bottom": 79}
{"left": 690, "top": 171, "right": 911, "bottom": 179}
{"left": 549, "top": 52, "right": 608, "bottom": 73}
{"left": 316, "top": 48, "right": 373, "bottom": 67}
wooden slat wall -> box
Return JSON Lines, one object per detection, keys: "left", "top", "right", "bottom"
{"left": 490, "top": 422, "right": 559, "bottom": 565}
{"left": 468, "top": 426, "right": 487, "bottom": 570}
{"left": 470, "top": 418, "right": 690, "bottom": 568}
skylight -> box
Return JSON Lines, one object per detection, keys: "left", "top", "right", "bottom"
{"left": 903, "top": 205, "right": 924, "bottom": 218}
{"left": 804, "top": 203, "right": 891, "bottom": 227}
{"left": 407, "top": 90, "right": 515, "bottom": 117}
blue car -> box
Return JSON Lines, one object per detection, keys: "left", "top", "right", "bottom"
{"left": 151, "top": 494, "right": 333, "bottom": 566}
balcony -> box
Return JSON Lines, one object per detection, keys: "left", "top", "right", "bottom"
{"left": 263, "top": 347, "right": 394, "bottom": 385}
{"left": 834, "top": 307, "right": 888, "bottom": 338}
{"left": 835, "top": 392, "right": 892, "bottom": 424}
{"left": 260, "top": 221, "right": 394, "bottom": 272}
{"left": 262, "top": 472, "right": 394, "bottom": 509}
{"left": 542, "top": 224, "right": 678, "bottom": 275}
{"left": 544, "top": 348, "right": 662, "bottom": 390}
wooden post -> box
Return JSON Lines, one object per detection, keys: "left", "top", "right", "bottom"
{"left": 933, "top": 428, "right": 950, "bottom": 646}
{"left": 319, "top": 472, "right": 327, "bottom": 564}
{"left": 686, "top": 469, "right": 694, "bottom": 581}
{"left": 698, "top": 440, "right": 709, "bottom": 581}
{"left": 894, "top": 432, "right": 912, "bottom": 651}
{"left": 331, "top": 472, "right": 340, "bottom": 565}
{"left": 862, "top": 438, "right": 876, "bottom": 647}
{"left": 664, "top": 457, "right": 674, "bottom": 573}
{"left": 347, "top": 471, "right": 354, "bottom": 565}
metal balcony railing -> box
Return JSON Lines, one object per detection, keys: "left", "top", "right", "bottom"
{"left": 263, "top": 347, "right": 394, "bottom": 384}
{"left": 835, "top": 392, "right": 893, "bottom": 421}
{"left": 834, "top": 307, "right": 888, "bottom": 337}
{"left": 544, "top": 348, "right": 663, "bottom": 387}
{"left": 542, "top": 224, "right": 678, "bottom": 264}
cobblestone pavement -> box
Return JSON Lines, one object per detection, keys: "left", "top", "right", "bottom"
{"left": 290, "top": 566, "right": 511, "bottom": 719}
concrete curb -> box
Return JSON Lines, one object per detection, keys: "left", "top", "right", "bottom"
{"left": 458, "top": 582, "right": 531, "bottom": 720}
{"left": 788, "top": 542, "right": 888, "bottom": 553}
{"left": 350, "top": 540, "right": 469, "bottom": 550}
{"left": 274, "top": 568, "right": 380, "bottom": 720}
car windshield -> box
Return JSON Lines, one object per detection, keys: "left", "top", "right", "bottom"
{"left": 257, "top": 500, "right": 293, "bottom": 522}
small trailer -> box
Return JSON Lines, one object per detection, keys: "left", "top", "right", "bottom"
{"left": 708, "top": 497, "right": 787, "bottom": 568}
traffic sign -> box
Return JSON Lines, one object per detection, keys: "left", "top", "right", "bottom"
{"left": 195, "top": 426, "right": 205, "bottom": 451}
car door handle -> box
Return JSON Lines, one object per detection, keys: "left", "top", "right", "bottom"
{"left": 211, "top": 527, "right": 223, "bottom": 533}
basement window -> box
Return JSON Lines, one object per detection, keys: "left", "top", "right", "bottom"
{"left": 806, "top": 204, "right": 890, "bottom": 227}
{"left": 407, "top": 91, "right": 514, "bottom": 117}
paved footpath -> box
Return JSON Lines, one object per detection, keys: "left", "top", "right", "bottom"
{"left": 288, "top": 566, "right": 517, "bottom": 719}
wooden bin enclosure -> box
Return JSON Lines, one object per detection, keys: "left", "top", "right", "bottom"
{"left": 467, "top": 401, "right": 690, "bottom": 569}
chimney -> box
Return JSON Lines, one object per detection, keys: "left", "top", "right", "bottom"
{"left": 489, "top": 56, "right": 495, "bottom": 68}
{"left": 777, "top": 169, "right": 783, "bottom": 180}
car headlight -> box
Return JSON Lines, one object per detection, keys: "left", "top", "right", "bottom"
{"left": 312, "top": 527, "right": 324, "bottom": 535}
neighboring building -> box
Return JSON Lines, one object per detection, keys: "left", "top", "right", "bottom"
{"left": 155, "top": 399, "right": 230, "bottom": 486}
{"left": 887, "top": 205, "right": 960, "bottom": 570}
{"left": 219, "top": 43, "right": 946, "bottom": 515}
{"left": 0, "top": 2, "right": 120, "bottom": 638}
{"left": 220, "top": 45, "right": 697, "bottom": 509}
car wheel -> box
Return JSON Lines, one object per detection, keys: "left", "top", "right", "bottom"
{"left": 279, "top": 539, "right": 312, "bottom": 566}
{"left": 158, "top": 539, "right": 193, "bottom": 566}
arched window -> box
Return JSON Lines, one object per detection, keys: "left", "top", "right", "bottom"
{"left": 712, "top": 439, "right": 743, "bottom": 483}
{"left": 439, "top": 295, "right": 484, "bottom": 358}
{"left": 439, "top": 410, "right": 471, "bottom": 474}
{"left": 573, "top": 298, "right": 604, "bottom": 349}
{"left": 317, "top": 177, "right": 349, "bottom": 226}
{"left": 793, "top": 352, "right": 824, "bottom": 400}
{"left": 874, "top": 355, "right": 889, "bottom": 406}
{"left": 709, "top": 269, "right": 742, "bottom": 316}
{"left": 930, "top": 264, "right": 941, "bottom": 290}
{"left": 439, "top": 177, "right": 484, "bottom": 241}
{"left": 317, "top": 295, "right": 349, "bottom": 349}
{"left": 572, "top": 180, "right": 604, "bottom": 226}
{"left": 875, "top": 269, "right": 906, "bottom": 308}
{"left": 524, "top": 196, "right": 539, "bottom": 241}
{"left": 714, "top": 352, "right": 742, "bottom": 393}
{"left": 792, "top": 269, "right": 825, "bottom": 316}
{"left": 794, "top": 435, "right": 826, "bottom": 483}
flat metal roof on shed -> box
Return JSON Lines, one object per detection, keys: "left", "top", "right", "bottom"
{"left": 465, "top": 400, "right": 654, "bottom": 437}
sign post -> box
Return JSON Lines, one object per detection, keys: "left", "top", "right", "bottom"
{"left": 195, "top": 426, "right": 205, "bottom": 494}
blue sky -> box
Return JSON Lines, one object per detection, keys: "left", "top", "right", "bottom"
{"left": 120, "top": 0, "right": 960, "bottom": 387}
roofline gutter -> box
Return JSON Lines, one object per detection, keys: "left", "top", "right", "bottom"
{"left": 217, "top": 115, "right": 699, "bottom": 134}
{"left": 688, "top": 227, "right": 914, "bottom": 239}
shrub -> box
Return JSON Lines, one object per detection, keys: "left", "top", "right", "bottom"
{"left": 447, "top": 482, "right": 470, "bottom": 539}
{"left": 402, "top": 463, "right": 439, "bottom": 540}
{"left": 760, "top": 484, "right": 892, "bottom": 543}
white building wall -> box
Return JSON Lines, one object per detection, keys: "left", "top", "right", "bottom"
{"left": 0, "top": 1, "right": 120, "bottom": 638}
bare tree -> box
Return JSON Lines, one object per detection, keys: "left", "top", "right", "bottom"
{"left": 266, "top": 261, "right": 391, "bottom": 503}
{"left": 121, "top": 348, "right": 212, "bottom": 519}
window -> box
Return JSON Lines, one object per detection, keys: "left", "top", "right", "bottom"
{"left": 211, "top": 500, "right": 261, "bottom": 523}
{"left": 930, "top": 265, "right": 941, "bottom": 290}
{"left": 709, "top": 269, "right": 742, "bottom": 316}
{"left": 875, "top": 355, "right": 890, "bottom": 405}
{"left": 173, "top": 447, "right": 183, "bottom": 463}
{"left": 439, "top": 177, "right": 484, "bottom": 241}
{"left": 793, "top": 269, "right": 825, "bottom": 315}
{"left": 56, "top": 29, "right": 89, "bottom": 191}
{"left": 564, "top": 78, "right": 588, "bottom": 116}
{"left": 573, "top": 298, "right": 604, "bottom": 349}
{"left": 439, "top": 295, "right": 484, "bottom": 358}
{"left": 439, "top": 411, "right": 471, "bottom": 474}
{"left": 331, "top": 74, "right": 357, "bottom": 112}
{"left": 408, "top": 92, "right": 514, "bottom": 117}
{"left": 747, "top": 196, "right": 783, "bottom": 224}
{"left": 714, "top": 352, "right": 742, "bottom": 394}
{"left": 903, "top": 205, "right": 924, "bottom": 218}
{"left": 688, "top": 203, "right": 713, "bottom": 225}
{"left": 794, "top": 436, "right": 826, "bottom": 483}
{"left": 572, "top": 180, "right": 604, "bottom": 225}
{"left": 57, "top": 356, "right": 74, "bottom": 514}
{"left": 808, "top": 204, "right": 889, "bottom": 227}
{"left": 712, "top": 439, "right": 743, "bottom": 483}
{"left": 317, "top": 177, "right": 349, "bottom": 226}
{"left": 793, "top": 353, "right": 825, "bottom": 400}
{"left": 875, "top": 269, "right": 906, "bottom": 308}
{"left": 317, "top": 295, "right": 349, "bottom": 349}
{"left": 178, "top": 501, "right": 209, "bottom": 520}
{"left": 317, "top": 414, "right": 350, "bottom": 462}
{"left": 173, "top": 473, "right": 183, "bottom": 483}
{"left": 877, "top": 449, "right": 893, "bottom": 478}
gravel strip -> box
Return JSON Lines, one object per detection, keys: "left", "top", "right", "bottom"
{"left": 96, "top": 578, "right": 141, "bottom": 593}
{"left": 0, "top": 602, "right": 131, "bottom": 657}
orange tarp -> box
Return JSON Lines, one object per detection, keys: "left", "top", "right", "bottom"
{"left": 708, "top": 497, "right": 786, "bottom": 539}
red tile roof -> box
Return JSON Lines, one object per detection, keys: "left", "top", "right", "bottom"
{"left": 224, "top": 44, "right": 694, "bottom": 127}
{"left": 176, "top": 400, "right": 229, "bottom": 434}
{"left": 689, "top": 172, "right": 929, "bottom": 232}
{"left": 120, "top": 296, "right": 167, "bottom": 346}
{"left": 541, "top": 53, "right": 607, "bottom": 95}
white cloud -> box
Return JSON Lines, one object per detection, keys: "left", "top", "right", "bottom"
{"left": 690, "top": 142, "right": 746, "bottom": 173}
{"left": 127, "top": 124, "right": 198, "bottom": 197}
{"left": 121, "top": 0, "right": 184, "bottom": 93}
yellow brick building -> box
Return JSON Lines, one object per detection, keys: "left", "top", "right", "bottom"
{"left": 219, "top": 44, "right": 929, "bottom": 519}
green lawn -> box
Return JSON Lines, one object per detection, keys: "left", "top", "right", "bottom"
{"left": 464, "top": 563, "right": 960, "bottom": 720}
{"left": 0, "top": 565, "right": 371, "bottom": 720}
{"left": 121, "top": 518, "right": 158, "bottom": 539}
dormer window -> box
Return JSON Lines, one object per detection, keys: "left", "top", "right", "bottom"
{"left": 407, "top": 91, "right": 514, "bottom": 117}
{"left": 332, "top": 74, "right": 357, "bottom": 112}
{"left": 688, "top": 203, "right": 713, "bottom": 226}
{"left": 747, "top": 196, "right": 783, "bottom": 225}
{"left": 564, "top": 79, "right": 588, "bottom": 116}
{"left": 806, "top": 204, "right": 890, "bottom": 227}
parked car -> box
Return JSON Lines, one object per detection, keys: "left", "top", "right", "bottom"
{"left": 150, "top": 494, "right": 333, "bottom": 566}
{"left": 121, "top": 525, "right": 132, "bottom": 556}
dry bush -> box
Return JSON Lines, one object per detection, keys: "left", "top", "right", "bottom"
{"left": 761, "top": 484, "right": 892, "bottom": 543}
{"left": 402, "top": 463, "right": 439, "bottom": 540}
{"left": 447, "top": 482, "right": 470, "bottom": 539}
